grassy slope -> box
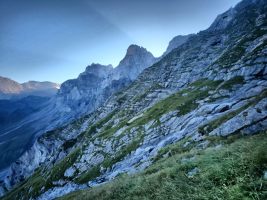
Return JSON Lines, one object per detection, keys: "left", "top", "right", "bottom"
{"left": 60, "top": 131, "right": 267, "bottom": 200}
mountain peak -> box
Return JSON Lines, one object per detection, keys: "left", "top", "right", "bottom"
{"left": 125, "top": 44, "right": 150, "bottom": 56}
{"left": 116, "top": 44, "right": 155, "bottom": 80}
{"left": 120, "top": 44, "right": 154, "bottom": 64}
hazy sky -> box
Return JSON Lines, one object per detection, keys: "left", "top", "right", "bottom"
{"left": 0, "top": 0, "right": 241, "bottom": 83}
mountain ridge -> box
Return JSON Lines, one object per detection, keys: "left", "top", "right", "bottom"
{"left": 0, "top": 76, "right": 59, "bottom": 99}
{"left": 56, "top": 44, "right": 155, "bottom": 119}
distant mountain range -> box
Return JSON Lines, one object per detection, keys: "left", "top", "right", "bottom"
{"left": 0, "top": 76, "right": 60, "bottom": 99}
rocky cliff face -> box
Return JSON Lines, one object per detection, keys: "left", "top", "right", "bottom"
{"left": 0, "top": 44, "right": 155, "bottom": 179}
{"left": 54, "top": 45, "right": 154, "bottom": 122}
{"left": 55, "top": 44, "right": 155, "bottom": 120}
{"left": 0, "top": 79, "right": 59, "bottom": 173}
{"left": 0, "top": 96, "right": 51, "bottom": 171}
{"left": 1, "top": 0, "right": 267, "bottom": 199}
{"left": 114, "top": 45, "right": 155, "bottom": 80}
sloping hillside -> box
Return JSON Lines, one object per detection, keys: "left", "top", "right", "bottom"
{"left": 1, "top": 0, "right": 267, "bottom": 199}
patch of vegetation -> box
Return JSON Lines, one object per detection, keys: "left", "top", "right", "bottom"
{"left": 95, "top": 79, "right": 223, "bottom": 140}
{"left": 59, "top": 131, "right": 267, "bottom": 200}
{"left": 207, "top": 95, "right": 230, "bottom": 103}
{"left": 153, "top": 137, "right": 194, "bottom": 162}
{"left": 189, "top": 78, "right": 222, "bottom": 88}
{"left": 219, "top": 76, "right": 245, "bottom": 90}
{"left": 129, "top": 79, "right": 223, "bottom": 127}
{"left": 85, "top": 110, "right": 117, "bottom": 136}
{"left": 85, "top": 79, "right": 223, "bottom": 141}
{"left": 45, "top": 148, "right": 81, "bottom": 187}
{"left": 97, "top": 119, "right": 128, "bottom": 139}
{"left": 74, "top": 165, "right": 101, "bottom": 184}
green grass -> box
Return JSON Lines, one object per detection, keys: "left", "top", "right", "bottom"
{"left": 128, "top": 79, "right": 223, "bottom": 127}
{"left": 97, "top": 119, "right": 128, "bottom": 139}
{"left": 47, "top": 148, "right": 81, "bottom": 183}
{"left": 85, "top": 110, "right": 118, "bottom": 136}
{"left": 83, "top": 79, "right": 224, "bottom": 142}
{"left": 96, "top": 79, "right": 223, "bottom": 140}
{"left": 86, "top": 79, "right": 224, "bottom": 148}
{"left": 74, "top": 165, "right": 101, "bottom": 184}
{"left": 219, "top": 76, "right": 245, "bottom": 90}
{"left": 59, "top": 131, "right": 267, "bottom": 200}
{"left": 93, "top": 79, "right": 224, "bottom": 142}
{"left": 94, "top": 79, "right": 222, "bottom": 141}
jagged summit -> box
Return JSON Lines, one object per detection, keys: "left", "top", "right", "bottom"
{"left": 57, "top": 44, "right": 155, "bottom": 116}
{"left": 116, "top": 44, "right": 155, "bottom": 80}
{"left": 125, "top": 44, "right": 151, "bottom": 56}
{"left": 118, "top": 44, "right": 154, "bottom": 66}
